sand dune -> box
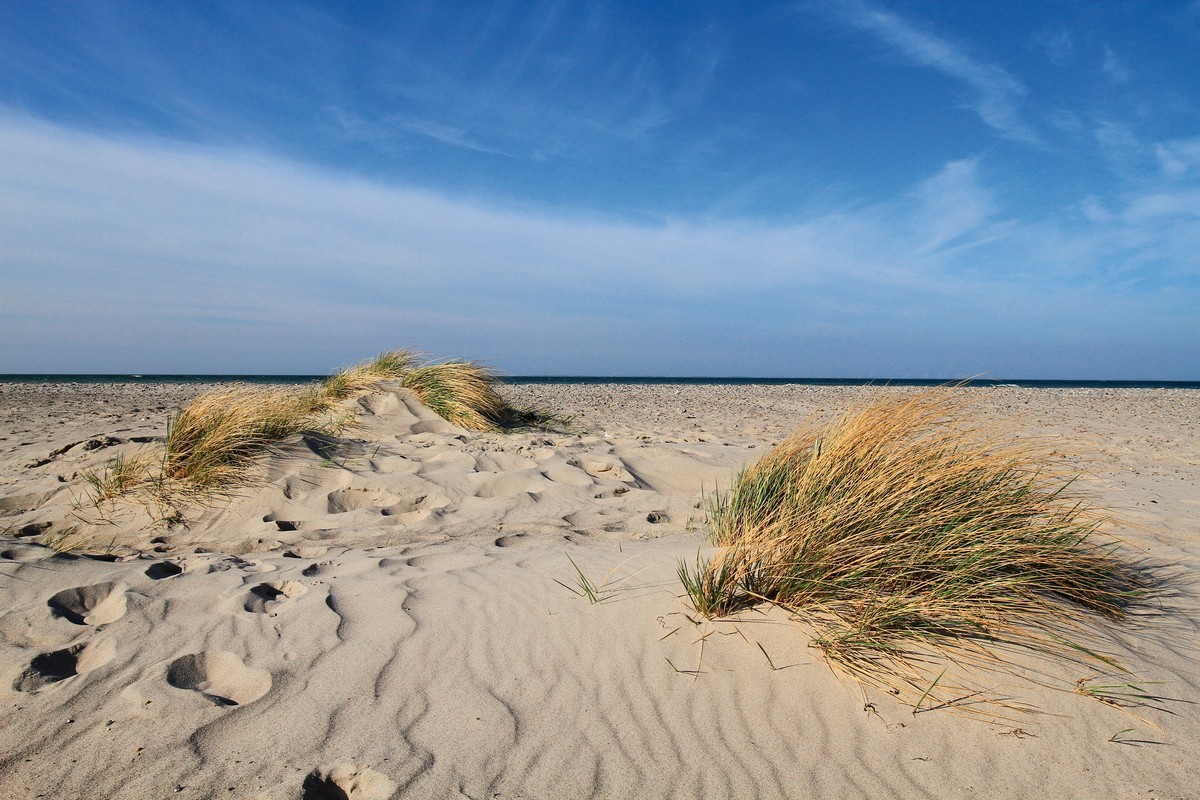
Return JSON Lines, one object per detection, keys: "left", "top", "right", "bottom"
{"left": 1, "top": 382, "right": 1198, "bottom": 798}
{"left": 0, "top": 383, "right": 743, "bottom": 555}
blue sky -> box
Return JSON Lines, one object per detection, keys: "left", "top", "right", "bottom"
{"left": 1, "top": 1, "right": 1197, "bottom": 378}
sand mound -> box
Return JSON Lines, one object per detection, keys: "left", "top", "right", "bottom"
{"left": 3, "top": 385, "right": 743, "bottom": 557}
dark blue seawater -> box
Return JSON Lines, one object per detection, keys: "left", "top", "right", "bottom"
{"left": 507, "top": 376, "right": 1200, "bottom": 389}
{"left": 1, "top": 374, "right": 1197, "bottom": 389}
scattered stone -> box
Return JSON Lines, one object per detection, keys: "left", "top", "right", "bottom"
{"left": 83, "top": 436, "right": 123, "bottom": 451}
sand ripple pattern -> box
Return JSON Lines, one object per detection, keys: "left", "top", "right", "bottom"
{"left": 2, "top": 535, "right": 1198, "bottom": 799}
{"left": 1, "top": 384, "right": 1199, "bottom": 798}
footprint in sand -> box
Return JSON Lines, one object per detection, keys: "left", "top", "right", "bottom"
{"left": 166, "top": 651, "right": 271, "bottom": 706}
{"left": 243, "top": 580, "right": 308, "bottom": 614}
{"left": 474, "top": 471, "right": 552, "bottom": 498}
{"left": 145, "top": 561, "right": 184, "bottom": 580}
{"left": 0, "top": 490, "right": 56, "bottom": 515}
{"left": 13, "top": 638, "right": 116, "bottom": 692}
{"left": 0, "top": 542, "right": 55, "bottom": 562}
{"left": 571, "top": 457, "right": 636, "bottom": 483}
{"left": 48, "top": 582, "right": 127, "bottom": 625}
{"left": 284, "top": 545, "right": 329, "bottom": 559}
{"left": 367, "top": 456, "right": 420, "bottom": 475}
{"left": 357, "top": 391, "right": 401, "bottom": 415}
{"left": 404, "top": 552, "right": 470, "bottom": 570}
{"left": 539, "top": 464, "right": 594, "bottom": 487}
{"left": 326, "top": 487, "right": 401, "bottom": 514}
{"left": 199, "top": 555, "right": 277, "bottom": 575}
{"left": 302, "top": 763, "right": 397, "bottom": 800}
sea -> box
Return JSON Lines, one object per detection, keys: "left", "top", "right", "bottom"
{"left": 1, "top": 375, "right": 1197, "bottom": 390}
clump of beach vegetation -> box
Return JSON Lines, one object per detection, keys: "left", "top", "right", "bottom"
{"left": 400, "top": 361, "right": 506, "bottom": 431}
{"left": 161, "top": 384, "right": 335, "bottom": 492}
{"left": 679, "top": 389, "right": 1146, "bottom": 708}
{"left": 321, "top": 349, "right": 417, "bottom": 401}
{"left": 81, "top": 349, "right": 556, "bottom": 512}
{"left": 82, "top": 451, "right": 159, "bottom": 504}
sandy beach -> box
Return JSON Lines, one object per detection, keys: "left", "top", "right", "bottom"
{"left": 1, "top": 381, "right": 1198, "bottom": 799}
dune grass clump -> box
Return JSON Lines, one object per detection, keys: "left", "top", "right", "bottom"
{"left": 78, "top": 349, "right": 563, "bottom": 514}
{"left": 144, "top": 351, "right": 494, "bottom": 493}
{"left": 162, "top": 384, "right": 335, "bottom": 492}
{"left": 399, "top": 361, "right": 506, "bottom": 431}
{"left": 82, "top": 451, "right": 159, "bottom": 504}
{"left": 680, "top": 389, "right": 1146, "bottom": 702}
{"left": 322, "top": 349, "right": 417, "bottom": 401}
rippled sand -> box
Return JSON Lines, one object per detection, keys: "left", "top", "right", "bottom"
{"left": 1, "top": 382, "right": 1197, "bottom": 799}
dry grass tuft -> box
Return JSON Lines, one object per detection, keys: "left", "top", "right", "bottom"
{"left": 399, "top": 361, "right": 505, "bottom": 431}
{"left": 680, "top": 389, "right": 1146, "bottom": 706}
{"left": 82, "top": 451, "right": 159, "bottom": 505}
{"left": 76, "top": 349, "right": 563, "bottom": 515}
{"left": 38, "top": 524, "right": 115, "bottom": 555}
{"left": 162, "top": 384, "right": 334, "bottom": 492}
{"left": 321, "top": 349, "right": 416, "bottom": 401}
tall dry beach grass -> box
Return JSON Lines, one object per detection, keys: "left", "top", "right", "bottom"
{"left": 162, "top": 384, "right": 336, "bottom": 492}
{"left": 321, "top": 349, "right": 417, "bottom": 401}
{"left": 680, "top": 389, "right": 1147, "bottom": 708}
{"left": 81, "top": 349, "right": 543, "bottom": 515}
{"left": 399, "top": 362, "right": 504, "bottom": 430}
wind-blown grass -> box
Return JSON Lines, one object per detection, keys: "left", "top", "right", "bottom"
{"left": 321, "top": 349, "right": 416, "bottom": 401}
{"left": 82, "top": 451, "right": 159, "bottom": 504}
{"left": 80, "top": 349, "right": 561, "bottom": 513}
{"left": 399, "top": 361, "right": 505, "bottom": 431}
{"left": 679, "top": 389, "right": 1146, "bottom": 705}
{"left": 162, "top": 384, "right": 333, "bottom": 492}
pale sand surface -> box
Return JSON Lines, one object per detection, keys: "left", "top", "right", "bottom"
{"left": 0, "top": 382, "right": 1198, "bottom": 798}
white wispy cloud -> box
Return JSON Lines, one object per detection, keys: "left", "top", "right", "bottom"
{"left": 1033, "top": 29, "right": 1075, "bottom": 67}
{"left": 1096, "top": 125, "right": 1200, "bottom": 186}
{"left": 1101, "top": 44, "right": 1132, "bottom": 84}
{"left": 1093, "top": 120, "right": 1149, "bottom": 177}
{"left": 396, "top": 118, "right": 518, "bottom": 158}
{"left": 359, "top": 3, "right": 719, "bottom": 159}
{"left": 0, "top": 113, "right": 1194, "bottom": 377}
{"left": 1156, "top": 137, "right": 1200, "bottom": 179}
{"left": 1121, "top": 189, "right": 1200, "bottom": 223}
{"left": 908, "top": 159, "right": 998, "bottom": 254}
{"left": 812, "top": 0, "right": 1039, "bottom": 144}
